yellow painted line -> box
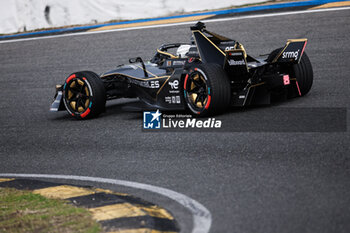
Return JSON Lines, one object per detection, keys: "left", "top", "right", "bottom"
{"left": 89, "top": 15, "right": 214, "bottom": 32}
{"left": 89, "top": 203, "right": 174, "bottom": 222}
{"left": 310, "top": 1, "right": 350, "bottom": 9}
{"left": 33, "top": 185, "right": 95, "bottom": 199}
{"left": 89, "top": 203, "right": 147, "bottom": 221}
{"left": 0, "top": 178, "right": 14, "bottom": 182}
{"left": 140, "top": 205, "right": 174, "bottom": 220}
{"left": 109, "top": 228, "right": 177, "bottom": 233}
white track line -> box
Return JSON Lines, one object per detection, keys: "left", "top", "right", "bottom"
{"left": 0, "top": 173, "right": 211, "bottom": 233}
{"left": 0, "top": 6, "right": 349, "bottom": 44}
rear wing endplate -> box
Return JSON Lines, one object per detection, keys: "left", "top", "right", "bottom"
{"left": 272, "top": 39, "right": 308, "bottom": 63}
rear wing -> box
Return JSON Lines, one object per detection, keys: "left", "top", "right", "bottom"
{"left": 272, "top": 39, "right": 308, "bottom": 63}
{"left": 190, "top": 21, "right": 235, "bottom": 66}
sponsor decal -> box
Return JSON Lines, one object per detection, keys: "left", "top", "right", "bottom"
{"left": 129, "top": 79, "right": 159, "bottom": 88}
{"left": 143, "top": 110, "right": 162, "bottom": 129}
{"left": 220, "top": 41, "right": 235, "bottom": 45}
{"left": 282, "top": 49, "right": 300, "bottom": 61}
{"left": 225, "top": 46, "right": 235, "bottom": 51}
{"left": 283, "top": 75, "right": 290, "bottom": 85}
{"left": 173, "top": 60, "right": 185, "bottom": 66}
{"left": 165, "top": 96, "right": 172, "bottom": 104}
{"left": 169, "top": 80, "right": 179, "bottom": 89}
{"left": 150, "top": 80, "right": 160, "bottom": 88}
{"left": 228, "top": 59, "right": 246, "bottom": 66}
{"left": 166, "top": 61, "right": 172, "bottom": 66}
{"left": 165, "top": 95, "right": 181, "bottom": 104}
{"left": 229, "top": 52, "right": 243, "bottom": 56}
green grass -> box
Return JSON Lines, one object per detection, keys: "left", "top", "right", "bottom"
{"left": 0, "top": 188, "right": 102, "bottom": 233}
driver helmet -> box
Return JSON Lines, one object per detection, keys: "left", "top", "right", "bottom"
{"left": 176, "top": 44, "right": 191, "bottom": 58}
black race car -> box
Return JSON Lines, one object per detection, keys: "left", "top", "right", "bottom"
{"left": 50, "top": 22, "right": 313, "bottom": 119}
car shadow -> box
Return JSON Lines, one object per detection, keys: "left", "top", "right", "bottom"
{"left": 49, "top": 96, "right": 301, "bottom": 122}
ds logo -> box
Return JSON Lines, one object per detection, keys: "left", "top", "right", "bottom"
{"left": 143, "top": 110, "right": 162, "bottom": 129}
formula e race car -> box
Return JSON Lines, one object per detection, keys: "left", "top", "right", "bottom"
{"left": 50, "top": 22, "right": 313, "bottom": 119}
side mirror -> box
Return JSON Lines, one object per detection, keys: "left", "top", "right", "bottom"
{"left": 129, "top": 57, "right": 143, "bottom": 64}
{"left": 128, "top": 57, "right": 148, "bottom": 77}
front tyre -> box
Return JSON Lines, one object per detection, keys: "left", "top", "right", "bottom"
{"left": 63, "top": 71, "right": 106, "bottom": 119}
{"left": 184, "top": 63, "right": 231, "bottom": 117}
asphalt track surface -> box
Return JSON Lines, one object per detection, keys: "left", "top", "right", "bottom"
{"left": 0, "top": 9, "right": 349, "bottom": 233}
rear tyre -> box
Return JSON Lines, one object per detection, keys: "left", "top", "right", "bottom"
{"left": 292, "top": 52, "right": 313, "bottom": 96}
{"left": 63, "top": 71, "right": 106, "bottom": 119}
{"left": 184, "top": 63, "right": 231, "bottom": 117}
{"left": 267, "top": 48, "right": 313, "bottom": 96}
{"left": 266, "top": 47, "right": 283, "bottom": 63}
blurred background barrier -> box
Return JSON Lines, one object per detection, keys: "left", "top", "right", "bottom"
{"left": 0, "top": 0, "right": 267, "bottom": 34}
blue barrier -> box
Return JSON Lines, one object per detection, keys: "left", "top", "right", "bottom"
{"left": 0, "top": 0, "right": 347, "bottom": 39}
